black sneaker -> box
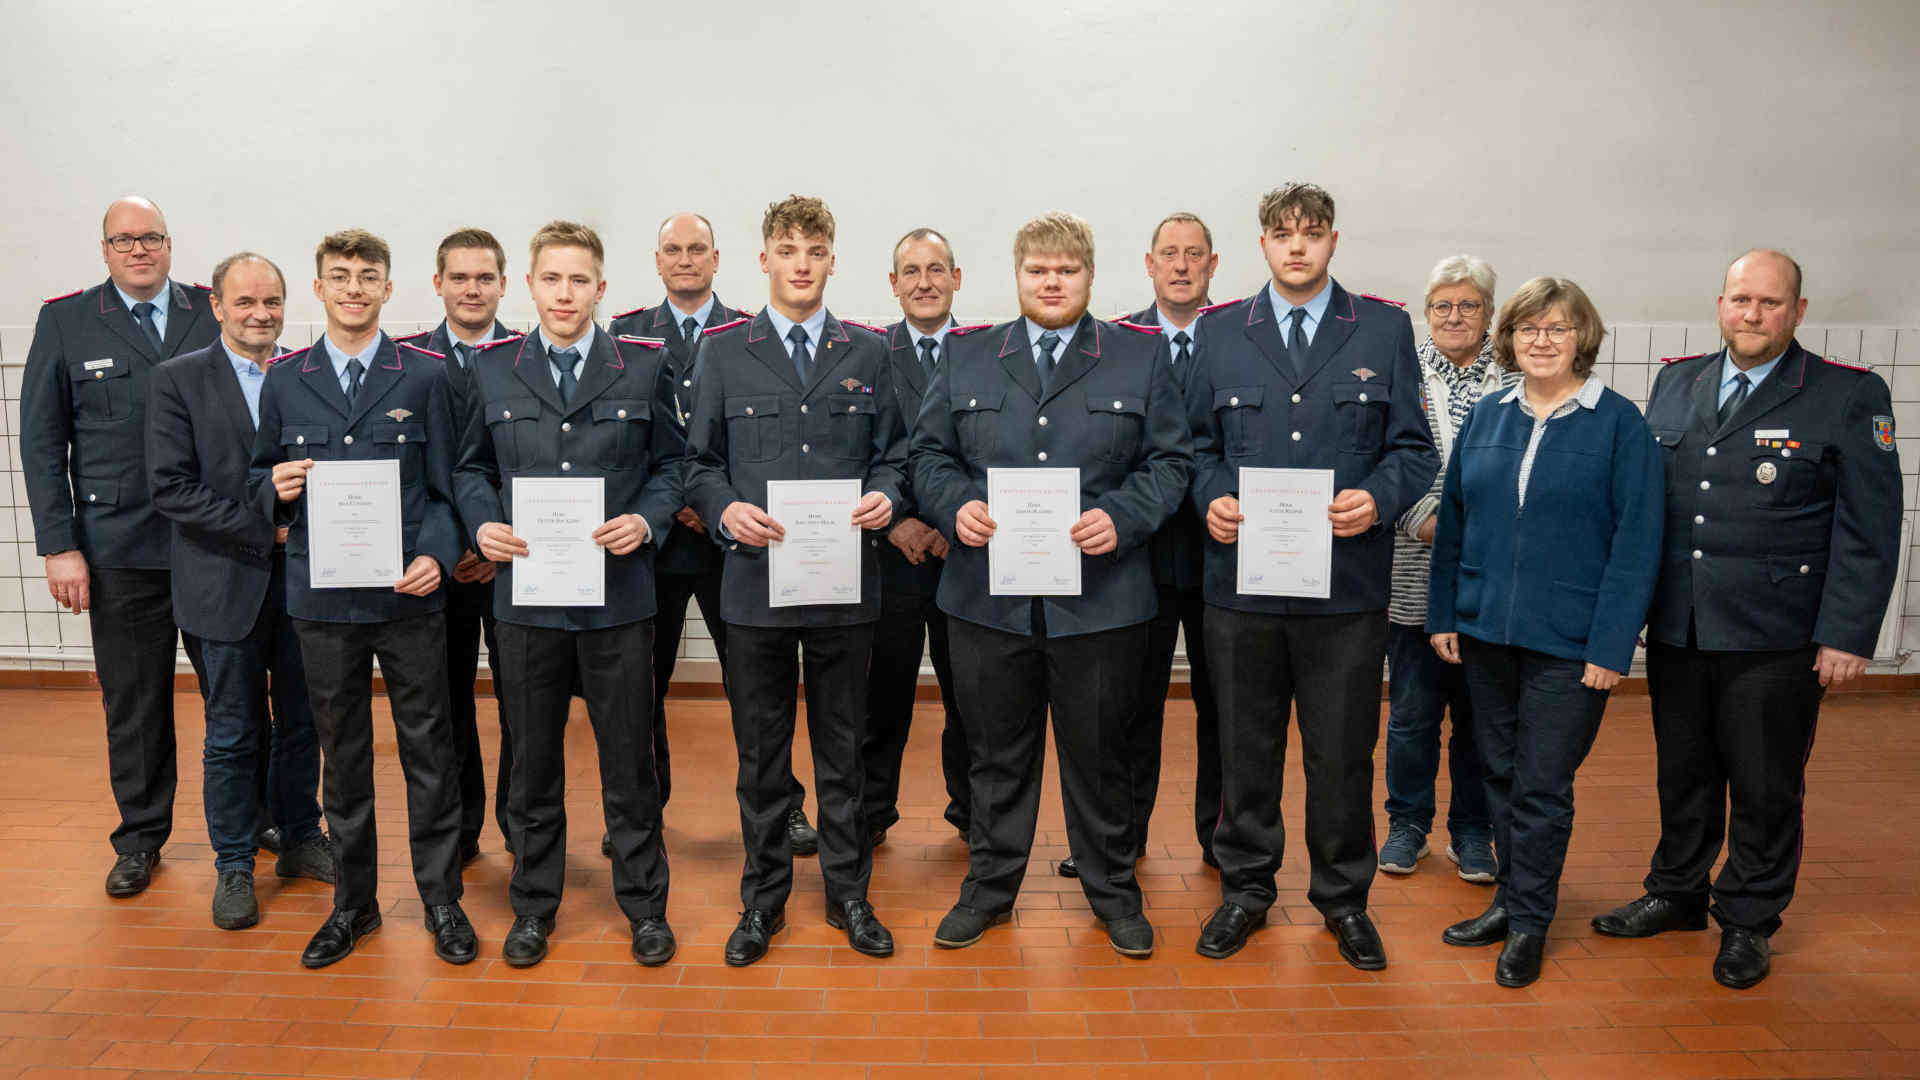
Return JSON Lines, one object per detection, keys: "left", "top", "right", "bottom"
{"left": 276, "top": 833, "right": 338, "bottom": 884}
{"left": 211, "top": 870, "right": 258, "bottom": 930}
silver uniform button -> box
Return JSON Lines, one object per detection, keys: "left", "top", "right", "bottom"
{"left": 561, "top": 461, "right": 571, "bottom": 471}
{"left": 87, "top": 493, "right": 96, "bottom": 502}
{"left": 1699, "top": 480, "right": 1710, "bottom": 490}
{"left": 849, "top": 405, "right": 858, "bottom": 413}
{"left": 1038, "top": 416, "right": 1048, "bottom": 426}
{"left": 1113, "top": 400, "right": 1123, "bottom": 409}
{"left": 296, "top": 435, "right": 305, "bottom": 445}
{"left": 745, "top": 406, "right": 754, "bottom": 416}
{"left": 1692, "top": 550, "right": 1703, "bottom": 560}
{"left": 801, "top": 443, "right": 810, "bottom": 453}
{"left": 343, "top": 435, "right": 353, "bottom": 446}
{"left": 561, "top": 422, "right": 571, "bottom": 432}
{"left": 94, "top": 371, "right": 103, "bottom": 380}
{"left": 1800, "top": 564, "right": 1811, "bottom": 574}
{"left": 683, "top": 379, "right": 692, "bottom": 387}
{"left": 1781, "top": 448, "right": 1792, "bottom": 458}
{"left": 1291, "top": 393, "right": 1302, "bottom": 404}
{"left": 617, "top": 409, "right": 627, "bottom": 419}
{"left": 800, "top": 404, "right": 808, "bottom": 414}
{"left": 1358, "top": 393, "right": 1369, "bottom": 403}
{"left": 1291, "top": 431, "right": 1302, "bottom": 441}
{"left": 969, "top": 398, "right": 977, "bottom": 407}
{"left": 1229, "top": 396, "right": 1240, "bottom": 406}
{"left": 1706, "top": 447, "right": 1717, "bottom": 456}
{"left": 502, "top": 410, "right": 511, "bottom": 419}
{"left": 1694, "top": 514, "right": 1705, "bottom": 525}
{"left": 396, "top": 434, "right": 406, "bottom": 443}
{"left": 1037, "top": 451, "right": 1048, "bottom": 461}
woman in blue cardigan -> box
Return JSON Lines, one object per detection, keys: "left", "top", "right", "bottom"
{"left": 1426, "top": 276, "right": 1663, "bottom": 988}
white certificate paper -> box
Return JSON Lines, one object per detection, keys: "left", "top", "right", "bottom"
{"left": 512, "top": 477, "right": 605, "bottom": 607}
{"left": 987, "top": 467, "right": 1082, "bottom": 596}
{"left": 766, "top": 479, "right": 862, "bottom": 607}
{"left": 1237, "top": 467, "right": 1335, "bottom": 598}
{"left": 306, "top": 459, "right": 403, "bottom": 589}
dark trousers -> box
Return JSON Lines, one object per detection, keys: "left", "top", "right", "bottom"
{"left": 726, "top": 622, "right": 873, "bottom": 911}
{"left": 88, "top": 567, "right": 183, "bottom": 855}
{"left": 194, "top": 558, "right": 323, "bottom": 872}
{"left": 654, "top": 567, "right": 791, "bottom": 809}
{"left": 293, "top": 614, "right": 461, "bottom": 912}
{"left": 1207, "top": 605, "right": 1386, "bottom": 917}
{"left": 1384, "top": 622, "right": 1490, "bottom": 838}
{"left": 496, "top": 619, "right": 668, "bottom": 923}
{"left": 1644, "top": 639, "right": 1824, "bottom": 936}
{"left": 1459, "top": 636, "right": 1608, "bottom": 935}
{"left": 949, "top": 607, "right": 1146, "bottom": 922}
{"left": 862, "top": 590, "right": 969, "bottom": 834}
{"left": 1133, "top": 583, "right": 1220, "bottom": 855}
{"left": 444, "top": 606, "right": 504, "bottom": 846}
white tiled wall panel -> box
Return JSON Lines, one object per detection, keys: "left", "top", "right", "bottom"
{"left": 2, "top": 322, "right": 1917, "bottom": 676}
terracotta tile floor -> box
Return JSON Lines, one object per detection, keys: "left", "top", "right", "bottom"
{"left": 0, "top": 686, "right": 1916, "bottom": 1078}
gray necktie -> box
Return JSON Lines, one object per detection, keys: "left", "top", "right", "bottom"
{"left": 132, "top": 301, "right": 163, "bottom": 353}
{"left": 1286, "top": 307, "right": 1309, "bottom": 379}
{"left": 788, "top": 325, "right": 811, "bottom": 382}
{"left": 344, "top": 358, "right": 365, "bottom": 406}
{"left": 1036, "top": 331, "right": 1061, "bottom": 391}
{"left": 550, "top": 346, "right": 579, "bottom": 406}
{"left": 1172, "top": 330, "right": 1192, "bottom": 373}
{"left": 1718, "top": 371, "right": 1750, "bottom": 429}
{"left": 918, "top": 337, "right": 939, "bottom": 381}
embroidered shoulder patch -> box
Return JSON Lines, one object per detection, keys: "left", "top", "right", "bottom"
{"left": 1873, "top": 415, "right": 1896, "bottom": 451}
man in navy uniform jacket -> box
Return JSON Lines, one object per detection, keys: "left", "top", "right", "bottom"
{"left": 1591, "top": 250, "right": 1904, "bottom": 990}
{"left": 1186, "top": 184, "right": 1438, "bottom": 968}
{"left": 20, "top": 197, "right": 219, "bottom": 898}
{"left": 685, "top": 196, "right": 906, "bottom": 967}
{"left": 249, "top": 229, "right": 470, "bottom": 970}
{"left": 457, "top": 221, "right": 685, "bottom": 969}
{"left": 396, "top": 227, "right": 519, "bottom": 865}
{"left": 910, "top": 211, "right": 1192, "bottom": 959}
{"left": 147, "top": 252, "right": 334, "bottom": 930}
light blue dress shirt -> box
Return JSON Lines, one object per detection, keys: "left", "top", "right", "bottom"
{"left": 1718, "top": 349, "right": 1785, "bottom": 408}
{"left": 534, "top": 326, "right": 594, "bottom": 387}
{"left": 1024, "top": 317, "right": 1078, "bottom": 374}
{"left": 1157, "top": 306, "right": 1199, "bottom": 364}
{"left": 910, "top": 321, "right": 952, "bottom": 355}
{"left": 1265, "top": 278, "right": 1333, "bottom": 346}
{"left": 115, "top": 280, "right": 170, "bottom": 342}
{"left": 765, "top": 305, "right": 828, "bottom": 362}
{"left": 220, "top": 340, "right": 269, "bottom": 428}
{"left": 322, "top": 333, "right": 382, "bottom": 396}
{"left": 668, "top": 294, "right": 718, "bottom": 338}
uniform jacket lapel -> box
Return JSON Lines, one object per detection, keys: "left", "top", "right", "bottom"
{"left": 1701, "top": 343, "right": 1810, "bottom": 444}
{"left": 510, "top": 332, "right": 569, "bottom": 415}
{"left": 297, "top": 340, "right": 354, "bottom": 419}
{"left": 160, "top": 280, "right": 205, "bottom": 357}
{"left": 997, "top": 321, "right": 1045, "bottom": 401}
{"left": 802, "top": 312, "right": 855, "bottom": 397}
{"left": 566, "top": 327, "right": 625, "bottom": 414}
{"left": 1297, "top": 282, "right": 1360, "bottom": 387}
{"left": 1039, "top": 314, "right": 1102, "bottom": 405}
{"left": 1240, "top": 289, "right": 1293, "bottom": 383}
{"left": 888, "top": 320, "right": 928, "bottom": 396}
{"left": 93, "top": 279, "right": 159, "bottom": 362}
{"left": 205, "top": 344, "right": 258, "bottom": 446}
{"left": 745, "top": 310, "right": 805, "bottom": 390}
{"left": 346, "top": 334, "right": 404, "bottom": 428}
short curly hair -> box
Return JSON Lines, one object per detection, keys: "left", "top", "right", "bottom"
{"left": 762, "top": 195, "right": 835, "bottom": 244}
{"left": 1492, "top": 276, "right": 1606, "bottom": 376}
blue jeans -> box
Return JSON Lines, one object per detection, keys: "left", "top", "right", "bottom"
{"left": 198, "top": 559, "right": 323, "bottom": 873}
{"left": 1383, "top": 622, "right": 1490, "bottom": 839}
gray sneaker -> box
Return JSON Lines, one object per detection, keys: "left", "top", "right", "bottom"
{"left": 276, "top": 833, "right": 338, "bottom": 884}
{"left": 1447, "top": 835, "right": 1497, "bottom": 884}
{"left": 212, "top": 870, "right": 258, "bottom": 930}
{"left": 1377, "top": 822, "right": 1430, "bottom": 874}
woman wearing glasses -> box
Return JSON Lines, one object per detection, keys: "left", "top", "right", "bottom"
{"left": 1425, "top": 277, "right": 1663, "bottom": 987}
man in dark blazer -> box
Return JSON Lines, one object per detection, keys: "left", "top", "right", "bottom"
{"left": 684, "top": 196, "right": 906, "bottom": 967}
{"left": 1592, "top": 250, "right": 1903, "bottom": 989}
{"left": 1186, "top": 184, "right": 1438, "bottom": 968}
{"left": 610, "top": 212, "right": 816, "bottom": 856}
{"left": 910, "top": 212, "right": 1192, "bottom": 959}
{"left": 20, "top": 196, "right": 220, "bottom": 897}
{"left": 861, "top": 226, "right": 971, "bottom": 847}
{"left": 396, "top": 227, "right": 518, "bottom": 865}
{"left": 147, "top": 253, "right": 335, "bottom": 930}
{"left": 249, "top": 228, "right": 471, "bottom": 970}
{"left": 456, "top": 221, "right": 685, "bottom": 969}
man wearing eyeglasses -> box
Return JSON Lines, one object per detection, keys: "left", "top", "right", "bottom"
{"left": 20, "top": 197, "right": 220, "bottom": 898}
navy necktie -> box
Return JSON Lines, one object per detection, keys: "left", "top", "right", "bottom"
{"left": 1718, "top": 371, "right": 1751, "bottom": 429}
{"left": 454, "top": 342, "right": 475, "bottom": 370}
{"left": 1172, "top": 330, "right": 1192, "bottom": 372}
{"left": 788, "top": 325, "right": 811, "bottom": 382}
{"left": 132, "top": 301, "right": 163, "bottom": 353}
{"left": 1286, "top": 307, "right": 1309, "bottom": 379}
{"left": 1036, "top": 331, "right": 1061, "bottom": 391}
{"left": 344, "top": 358, "right": 365, "bottom": 406}
{"left": 681, "top": 316, "right": 698, "bottom": 344}
{"left": 918, "top": 337, "right": 939, "bottom": 380}
{"left": 550, "top": 346, "right": 580, "bottom": 405}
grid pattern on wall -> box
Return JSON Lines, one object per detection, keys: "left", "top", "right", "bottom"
{"left": 1, "top": 318, "right": 1917, "bottom": 675}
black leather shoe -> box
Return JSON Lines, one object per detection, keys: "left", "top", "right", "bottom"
{"left": 933, "top": 904, "right": 1008, "bottom": 948}
{"left": 458, "top": 839, "right": 481, "bottom": 866}
{"left": 255, "top": 826, "right": 284, "bottom": 855}
{"left": 211, "top": 870, "right": 258, "bottom": 931}
{"left": 1713, "top": 927, "right": 1770, "bottom": 989}
{"left": 1326, "top": 911, "right": 1387, "bottom": 971}
{"left": 601, "top": 832, "right": 613, "bottom": 858}
{"left": 105, "top": 851, "right": 158, "bottom": 898}
{"left": 1494, "top": 930, "right": 1545, "bottom": 987}
{"left": 1105, "top": 912, "right": 1155, "bottom": 958}
{"left": 276, "top": 833, "right": 337, "bottom": 884}
{"left": 826, "top": 899, "right": 894, "bottom": 957}
{"left": 724, "top": 909, "right": 785, "bottom": 967}
{"left": 1056, "top": 855, "right": 1079, "bottom": 879}
{"left": 630, "top": 918, "right": 676, "bottom": 967}
{"left": 787, "top": 809, "right": 818, "bottom": 857}
{"left": 1590, "top": 894, "right": 1707, "bottom": 938}
{"left": 1442, "top": 904, "right": 1510, "bottom": 947}
{"left": 1196, "top": 902, "right": 1265, "bottom": 959}
{"left": 501, "top": 914, "right": 555, "bottom": 968}
{"left": 301, "top": 906, "right": 381, "bottom": 968}
{"left": 425, "top": 904, "right": 478, "bottom": 965}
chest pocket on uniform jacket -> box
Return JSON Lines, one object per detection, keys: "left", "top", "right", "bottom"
{"left": 485, "top": 398, "right": 540, "bottom": 472}
{"left": 1088, "top": 394, "right": 1147, "bottom": 463}
{"left": 725, "top": 395, "right": 782, "bottom": 463}
{"left": 67, "top": 358, "right": 136, "bottom": 422}
{"left": 1749, "top": 441, "right": 1827, "bottom": 508}
{"left": 952, "top": 389, "right": 1004, "bottom": 462}
{"left": 1332, "top": 381, "right": 1387, "bottom": 451}
{"left": 1650, "top": 428, "right": 1685, "bottom": 493}
{"left": 1214, "top": 386, "right": 1265, "bottom": 458}
{"left": 826, "top": 393, "right": 876, "bottom": 460}
{"left": 593, "top": 398, "right": 649, "bottom": 471}
{"left": 371, "top": 421, "right": 427, "bottom": 483}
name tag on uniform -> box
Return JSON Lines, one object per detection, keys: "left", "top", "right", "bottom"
{"left": 85, "top": 359, "right": 115, "bottom": 371}
{"left": 1753, "top": 428, "right": 1789, "bottom": 440}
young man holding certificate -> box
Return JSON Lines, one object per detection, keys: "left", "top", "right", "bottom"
{"left": 1185, "top": 184, "right": 1438, "bottom": 967}
{"left": 908, "top": 212, "right": 1192, "bottom": 959}
{"left": 683, "top": 195, "right": 906, "bottom": 967}
{"left": 454, "top": 221, "right": 685, "bottom": 969}
{"left": 248, "top": 229, "right": 472, "bottom": 969}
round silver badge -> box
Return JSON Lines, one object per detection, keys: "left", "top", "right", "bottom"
{"left": 1756, "top": 461, "right": 1778, "bottom": 485}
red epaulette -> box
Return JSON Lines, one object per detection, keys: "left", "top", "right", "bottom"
{"left": 613, "top": 304, "right": 647, "bottom": 319}
{"left": 398, "top": 341, "right": 445, "bottom": 360}
{"left": 1822, "top": 355, "right": 1871, "bottom": 372}
{"left": 842, "top": 320, "right": 888, "bottom": 335}
{"left": 477, "top": 334, "right": 525, "bottom": 351}
{"left": 617, "top": 334, "right": 666, "bottom": 349}
{"left": 1114, "top": 319, "right": 1161, "bottom": 334}
{"left": 190, "top": 282, "right": 212, "bottom": 291}
{"left": 1197, "top": 298, "right": 1242, "bottom": 315}
{"left": 1660, "top": 353, "right": 1707, "bottom": 365}
{"left": 1357, "top": 292, "right": 1406, "bottom": 309}
{"left": 43, "top": 288, "right": 82, "bottom": 303}
{"left": 947, "top": 323, "right": 993, "bottom": 336}
{"left": 704, "top": 317, "right": 751, "bottom": 336}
